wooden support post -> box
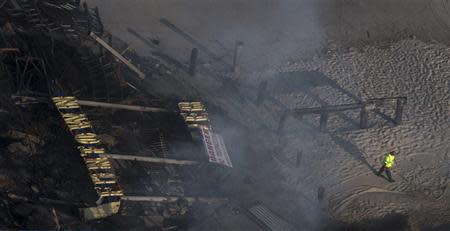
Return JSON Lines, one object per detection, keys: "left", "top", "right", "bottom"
{"left": 77, "top": 100, "right": 168, "bottom": 112}
{"left": 89, "top": 32, "right": 146, "bottom": 79}
{"left": 360, "top": 105, "right": 368, "bottom": 129}
{"left": 296, "top": 151, "right": 302, "bottom": 168}
{"left": 52, "top": 207, "right": 61, "bottom": 230}
{"left": 232, "top": 41, "right": 243, "bottom": 79}
{"left": 277, "top": 111, "right": 288, "bottom": 135}
{"left": 319, "top": 113, "right": 328, "bottom": 132}
{"left": 256, "top": 80, "right": 267, "bottom": 105}
{"left": 189, "top": 48, "right": 198, "bottom": 76}
{"left": 82, "top": 2, "right": 88, "bottom": 14}
{"left": 94, "top": 6, "right": 104, "bottom": 33}
{"left": 83, "top": 2, "right": 91, "bottom": 32}
{"left": 394, "top": 98, "right": 404, "bottom": 125}
{"left": 159, "top": 18, "right": 230, "bottom": 68}
{"left": 317, "top": 186, "right": 325, "bottom": 202}
{"left": 101, "top": 153, "right": 198, "bottom": 165}
{"left": 126, "top": 28, "right": 158, "bottom": 49}
{"left": 108, "top": 33, "right": 113, "bottom": 46}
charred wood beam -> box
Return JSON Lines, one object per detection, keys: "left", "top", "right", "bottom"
{"left": 11, "top": 96, "right": 168, "bottom": 112}
{"left": 0, "top": 48, "right": 19, "bottom": 53}
{"left": 7, "top": 193, "right": 87, "bottom": 207}
{"left": 125, "top": 28, "right": 188, "bottom": 73}
{"left": 75, "top": 100, "right": 168, "bottom": 112}
{"left": 159, "top": 18, "right": 232, "bottom": 69}
{"left": 122, "top": 196, "right": 227, "bottom": 204}
{"left": 101, "top": 153, "right": 198, "bottom": 166}
{"left": 89, "top": 32, "right": 146, "bottom": 79}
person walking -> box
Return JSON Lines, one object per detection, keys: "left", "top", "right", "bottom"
{"left": 377, "top": 151, "right": 396, "bottom": 182}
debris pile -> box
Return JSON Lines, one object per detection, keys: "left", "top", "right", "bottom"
{"left": 0, "top": 1, "right": 229, "bottom": 230}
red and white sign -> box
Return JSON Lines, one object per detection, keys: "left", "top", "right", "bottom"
{"left": 200, "top": 126, "right": 233, "bottom": 167}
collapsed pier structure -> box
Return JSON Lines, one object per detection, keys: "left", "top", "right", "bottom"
{"left": 0, "top": 1, "right": 410, "bottom": 230}
{"left": 0, "top": 0, "right": 233, "bottom": 229}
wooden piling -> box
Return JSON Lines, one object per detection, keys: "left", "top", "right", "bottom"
{"left": 394, "top": 98, "right": 404, "bottom": 125}
{"left": 360, "top": 105, "right": 369, "bottom": 129}
{"left": 319, "top": 113, "right": 328, "bottom": 132}
{"left": 232, "top": 41, "right": 243, "bottom": 79}
{"left": 189, "top": 48, "right": 198, "bottom": 76}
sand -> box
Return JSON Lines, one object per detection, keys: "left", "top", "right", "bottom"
{"left": 264, "top": 39, "right": 450, "bottom": 228}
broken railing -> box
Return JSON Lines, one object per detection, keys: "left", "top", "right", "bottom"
{"left": 288, "top": 97, "right": 407, "bottom": 132}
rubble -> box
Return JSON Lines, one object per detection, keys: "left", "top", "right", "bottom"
{"left": 0, "top": 174, "right": 14, "bottom": 188}
{"left": 0, "top": 0, "right": 230, "bottom": 229}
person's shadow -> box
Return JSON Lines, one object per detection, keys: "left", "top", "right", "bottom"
{"left": 329, "top": 134, "right": 378, "bottom": 175}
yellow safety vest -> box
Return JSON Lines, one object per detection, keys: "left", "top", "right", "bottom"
{"left": 384, "top": 153, "right": 395, "bottom": 168}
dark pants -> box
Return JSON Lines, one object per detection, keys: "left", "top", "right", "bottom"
{"left": 377, "top": 165, "right": 393, "bottom": 181}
